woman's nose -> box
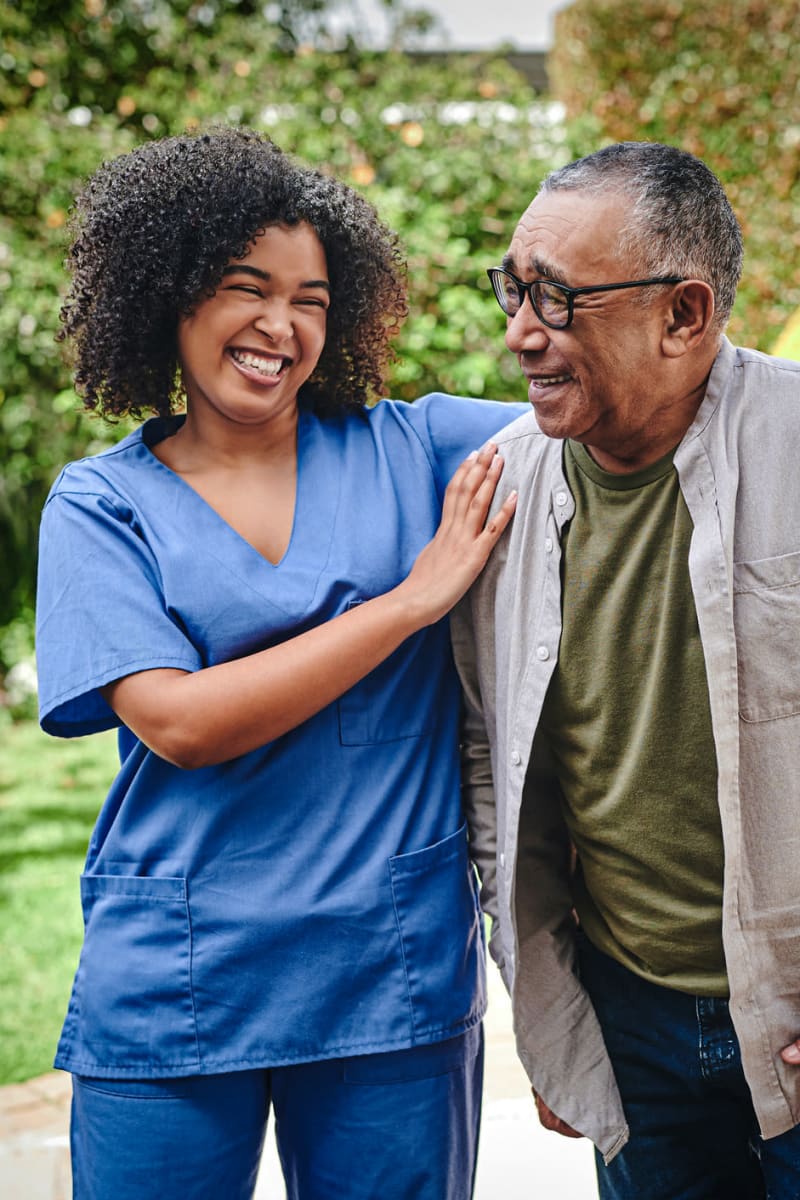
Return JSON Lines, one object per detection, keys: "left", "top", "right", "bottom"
{"left": 253, "top": 300, "right": 293, "bottom": 340}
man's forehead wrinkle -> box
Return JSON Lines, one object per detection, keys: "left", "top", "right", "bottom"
{"left": 506, "top": 231, "right": 545, "bottom": 272}
{"left": 511, "top": 205, "right": 584, "bottom": 261}
{"left": 515, "top": 203, "right": 541, "bottom": 237}
{"left": 507, "top": 190, "right": 643, "bottom": 290}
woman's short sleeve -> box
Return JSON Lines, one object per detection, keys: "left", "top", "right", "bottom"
{"left": 36, "top": 481, "right": 203, "bottom": 737}
{"left": 393, "top": 394, "right": 528, "bottom": 497}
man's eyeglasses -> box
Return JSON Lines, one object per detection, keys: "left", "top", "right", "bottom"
{"left": 486, "top": 267, "right": 685, "bottom": 330}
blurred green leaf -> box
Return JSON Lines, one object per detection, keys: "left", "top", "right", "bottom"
{"left": 549, "top": 0, "right": 800, "bottom": 352}
{"left": 1, "top": 5, "right": 556, "bottom": 677}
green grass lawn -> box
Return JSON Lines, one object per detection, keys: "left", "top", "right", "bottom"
{"left": 0, "top": 720, "right": 118, "bottom": 1083}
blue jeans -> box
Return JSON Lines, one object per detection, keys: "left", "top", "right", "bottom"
{"left": 577, "top": 934, "right": 800, "bottom": 1200}
{"left": 69, "top": 1024, "right": 483, "bottom": 1199}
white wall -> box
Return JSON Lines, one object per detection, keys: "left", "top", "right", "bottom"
{"left": 326, "top": 0, "right": 572, "bottom": 50}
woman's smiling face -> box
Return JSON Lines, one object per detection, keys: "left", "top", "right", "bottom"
{"left": 177, "top": 221, "right": 330, "bottom": 432}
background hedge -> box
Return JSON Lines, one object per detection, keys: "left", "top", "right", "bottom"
{"left": 548, "top": 0, "right": 800, "bottom": 352}
{"left": 2, "top": 0, "right": 800, "bottom": 696}
{"left": 0, "top": 0, "right": 566, "bottom": 689}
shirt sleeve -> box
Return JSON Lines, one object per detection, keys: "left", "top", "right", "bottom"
{"left": 36, "top": 480, "right": 203, "bottom": 738}
{"left": 449, "top": 593, "right": 507, "bottom": 979}
{"left": 394, "top": 393, "right": 529, "bottom": 498}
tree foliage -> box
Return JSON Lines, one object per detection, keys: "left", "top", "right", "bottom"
{"left": 549, "top": 0, "right": 800, "bottom": 351}
{"left": 0, "top": 2, "right": 563, "bottom": 671}
{"left": 11, "top": 0, "right": 796, "bottom": 688}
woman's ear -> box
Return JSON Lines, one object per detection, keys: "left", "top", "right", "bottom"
{"left": 661, "top": 280, "right": 716, "bottom": 357}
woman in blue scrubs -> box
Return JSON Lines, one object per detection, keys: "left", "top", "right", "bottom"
{"left": 36, "top": 127, "right": 519, "bottom": 1200}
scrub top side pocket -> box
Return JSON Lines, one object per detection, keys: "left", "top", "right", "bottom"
{"left": 58, "top": 874, "right": 200, "bottom": 1075}
{"left": 389, "top": 823, "right": 486, "bottom": 1039}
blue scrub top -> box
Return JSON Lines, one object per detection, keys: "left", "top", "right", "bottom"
{"left": 36, "top": 393, "right": 523, "bottom": 1078}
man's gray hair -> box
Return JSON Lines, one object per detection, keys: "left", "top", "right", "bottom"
{"left": 540, "top": 142, "right": 743, "bottom": 332}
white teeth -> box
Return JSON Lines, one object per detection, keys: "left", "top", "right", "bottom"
{"left": 231, "top": 350, "right": 284, "bottom": 376}
{"left": 534, "top": 375, "right": 570, "bottom": 385}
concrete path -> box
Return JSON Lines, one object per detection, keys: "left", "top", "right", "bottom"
{"left": 0, "top": 965, "right": 598, "bottom": 1198}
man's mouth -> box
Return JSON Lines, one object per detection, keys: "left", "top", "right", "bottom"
{"left": 528, "top": 373, "right": 572, "bottom": 389}
{"left": 229, "top": 349, "right": 289, "bottom": 377}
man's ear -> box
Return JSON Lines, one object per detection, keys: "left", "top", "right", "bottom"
{"left": 661, "top": 281, "right": 716, "bottom": 357}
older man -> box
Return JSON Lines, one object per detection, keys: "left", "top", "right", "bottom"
{"left": 453, "top": 142, "right": 800, "bottom": 1198}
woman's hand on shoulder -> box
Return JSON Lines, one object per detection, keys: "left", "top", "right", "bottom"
{"left": 396, "top": 442, "right": 516, "bottom": 626}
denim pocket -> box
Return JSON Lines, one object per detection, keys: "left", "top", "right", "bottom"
{"left": 71, "top": 874, "right": 200, "bottom": 1072}
{"left": 389, "top": 824, "right": 485, "bottom": 1038}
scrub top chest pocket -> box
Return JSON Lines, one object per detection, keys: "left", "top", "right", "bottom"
{"left": 338, "top": 602, "right": 446, "bottom": 745}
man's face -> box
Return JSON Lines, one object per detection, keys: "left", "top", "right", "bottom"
{"left": 503, "top": 188, "right": 678, "bottom": 471}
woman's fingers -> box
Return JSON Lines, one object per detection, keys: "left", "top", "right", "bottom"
{"left": 441, "top": 443, "right": 501, "bottom": 526}
{"left": 403, "top": 444, "right": 515, "bottom": 615}
{"left": 439, "top": 441, "right": 517, "bottom": 559}
{"left": 479, "top": 486, "right": 517, "bottom": 544}
{"left": 469, "top": 453, "right": 508, "bottom": 527}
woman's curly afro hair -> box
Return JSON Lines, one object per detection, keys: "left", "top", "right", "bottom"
{"left": 59, "top": 126, "right": 408, "bottom": 419}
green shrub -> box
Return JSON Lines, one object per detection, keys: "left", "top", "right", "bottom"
{"left": 0, "top": 5, "right": 567, "bottom": 679}
{"left": 548, "top": 0, "right": 800, "bottom": 351}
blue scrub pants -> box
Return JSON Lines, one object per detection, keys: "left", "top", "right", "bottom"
{"left": 578, "top": 934, "right": 800, "bottom": 1200}
{"left": 70, "top": 1025, "right": 483, "bottom": 1199}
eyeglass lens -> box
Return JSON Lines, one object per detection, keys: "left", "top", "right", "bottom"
{"left": 492, "top": 272, "right": 571, "bottom": 327}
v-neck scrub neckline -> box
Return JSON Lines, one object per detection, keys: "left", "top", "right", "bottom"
{"left": 140, "top": 408, "right": 338, "bottom": 585}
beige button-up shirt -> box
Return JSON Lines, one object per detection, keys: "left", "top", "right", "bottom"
{"left": 451, "top": 338, "right": 800, "bottom": 1161}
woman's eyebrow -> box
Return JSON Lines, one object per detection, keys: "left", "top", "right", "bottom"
{"left": 222, "top": 264, "right": 330, "bottom": 290}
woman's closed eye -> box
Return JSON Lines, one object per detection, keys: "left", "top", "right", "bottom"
{"left": 226, "top": 283, "right": 263, "bottom": 297}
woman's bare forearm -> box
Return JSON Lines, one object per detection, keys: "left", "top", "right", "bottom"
{"left": 103, "top": 587, "right": 425, "bottom": 767}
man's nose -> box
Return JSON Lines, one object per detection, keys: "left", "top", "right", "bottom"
{"left": 504, "top": 300, "right": 550, "bottom": 355}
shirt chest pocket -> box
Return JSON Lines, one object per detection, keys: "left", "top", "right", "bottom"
{"left": 733, "top": 550, "right": 800, "bottom": 722}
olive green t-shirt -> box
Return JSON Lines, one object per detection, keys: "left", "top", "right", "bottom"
{"left": 539, "top": 439, "right": 727, "bottom": 996}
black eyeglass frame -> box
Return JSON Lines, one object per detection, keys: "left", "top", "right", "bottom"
{"left": 486, "top": 267, "right": 685, "bottom": 330}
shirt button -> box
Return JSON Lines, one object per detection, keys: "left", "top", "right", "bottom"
{"left": 545, "top": 537, "right": 553, "bottom": 553}
{"left": 510, "top": 750, "right": 521, "bottom": 766}
{"left": 500, "top": 852, "right": 506, "bottom": 869}
{"left": 536, "top": 645, "right": 550, "bottom": 661}
{"left": 555, "top": 491, "right": 568, "bottom": 507}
